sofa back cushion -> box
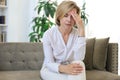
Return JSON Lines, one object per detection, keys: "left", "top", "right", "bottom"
{"left": 84, "top": 38, "right": 95, "bottom": 70}
{"left": 0, "top": 42, "right": 44, "bottom": 71}
{"left": 93, "top": 37, "right": 109, "bottom": 70}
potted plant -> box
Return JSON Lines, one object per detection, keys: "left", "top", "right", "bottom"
{"left": 29, "top": 0, "right": 88, "bottom": 42}
{"left": 29, "top": 0, "right": 57, "bottom": 42}
{"left": 81, "top": 2, "right": 88, "bottom": 25}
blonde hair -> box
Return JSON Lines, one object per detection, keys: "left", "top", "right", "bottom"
{"left": 55, "top": 1, "right": 80, "bottom": 26}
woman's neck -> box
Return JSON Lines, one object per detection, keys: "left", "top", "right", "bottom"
{"left": 58, "top": 26, "right": 72, "bottom": 44}
{"left": 58, "top": 26, "right": 72, "bottom": 36}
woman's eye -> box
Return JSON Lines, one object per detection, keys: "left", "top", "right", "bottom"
{"left": 64, "top": 14, "right": 68, "bottom": 17}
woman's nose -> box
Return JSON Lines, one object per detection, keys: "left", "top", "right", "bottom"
{"left": 67, "top": 16, "right": 73, "bottom": 21}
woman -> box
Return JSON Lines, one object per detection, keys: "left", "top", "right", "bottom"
{"left": 40, "top": 1, "right": 86, "bottom": 80}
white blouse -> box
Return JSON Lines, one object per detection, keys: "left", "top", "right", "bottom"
{"left": 42, "top": 25, "right": 86, "bottom": 73}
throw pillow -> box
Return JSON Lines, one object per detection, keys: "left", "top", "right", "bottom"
{"left": 83, "top": 38, "right": 95, "bottom": 70}
{"left": 93, "top": 37, "right": 109, "bottom": 70}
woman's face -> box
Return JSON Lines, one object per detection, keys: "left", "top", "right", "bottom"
{"left": 59, "top": 9, "right": 77, "bottom": 28}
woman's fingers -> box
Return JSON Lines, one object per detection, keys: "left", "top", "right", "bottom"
{"left": 71, "top": 63, "right": 83, "bottom": 75}
{"left": 71, "top": 10, "right": 82, "bottom": 24}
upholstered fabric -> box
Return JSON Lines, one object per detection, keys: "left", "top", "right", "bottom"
{"left": 86, "top": 70, "right": 120, "bottom": 80}
{"left": 0, "top": 43, "right": 44, "bottom": 71}
{"left": 93, "top": 37, "right": 109, "bottom": 70}
{"left": 0, "top": 71, "right": 41, "bottom": 80}
{"left": 84, "top": 38, "right": 95, "bottom": 70}
{"left": 106, "top": 43, "right": 118, "bottom": 74}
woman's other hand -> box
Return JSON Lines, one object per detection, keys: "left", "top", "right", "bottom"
{"left": 59, "top": 63, "right": 83, "bottom": 75}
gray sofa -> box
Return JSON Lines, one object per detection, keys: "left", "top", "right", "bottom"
{"left": 0, "top": 38, "right": 120, "bottom": 80}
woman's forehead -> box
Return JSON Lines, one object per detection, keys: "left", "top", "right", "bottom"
{"left": 67, "top": 8, "right": 77, "bottom": 14}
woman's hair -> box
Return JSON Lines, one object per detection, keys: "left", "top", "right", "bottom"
{"left": 55, "top": 1, "right": 80, "bottom": 26}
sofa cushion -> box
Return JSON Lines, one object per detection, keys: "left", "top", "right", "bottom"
{"left": 93, "top": 37, "right": 109, "bottom": 70}
{"left": 0, "top": 43, "right": 44, "bottom": 71}
{"left": 84, "top": 38, "right": 95, "bottom": 70}
{"left": 86, "top": 70, "right": 120, "bottom": 80}
{"left": 0, "top": 70, "right": 41, "bottom": 80}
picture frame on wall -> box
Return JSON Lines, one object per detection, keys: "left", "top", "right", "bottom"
{"left": 0, "top": 0, "right": 6, "bottom": 5}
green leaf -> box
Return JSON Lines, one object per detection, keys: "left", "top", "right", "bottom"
{"left": 50, "top": 7, "right": 56, "bottom": 18}
{"left": 44, "top": 4, "right": 49, "bottom": 17}
{"left": 38, "top": 6, "right": 42, "bottom": 14}
{"left": 29, "top": 35, "right": 36, "bottom": 42}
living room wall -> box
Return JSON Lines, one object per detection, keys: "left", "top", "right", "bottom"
{"left": 7, "top": 0, "right": 37, "bottom": 42}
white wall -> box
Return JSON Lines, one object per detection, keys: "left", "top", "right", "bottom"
{"left": 7, "top": 0, "right": 37, "bottom": 42}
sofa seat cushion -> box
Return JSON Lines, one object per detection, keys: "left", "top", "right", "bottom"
{"left": 0, "top": 70, "right": 41, "bottom": 80}
{"left": 86, "top": 70, "right": 120, "bottom": 80}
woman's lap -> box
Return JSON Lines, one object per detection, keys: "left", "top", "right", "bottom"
{"left": 40, "top": 60, "right": 86, "bottom": 80}
{"left": 40, "top": 66, "right": 67, "bottom": 80}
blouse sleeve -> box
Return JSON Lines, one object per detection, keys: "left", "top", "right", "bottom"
{"left": 42, "top": 31, "right": 60, "bottom": 73}
{"left": 73, "top": 36, "right": 86, "bottom": 61}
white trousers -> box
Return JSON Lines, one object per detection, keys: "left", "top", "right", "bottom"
{"left": 40, "top": 60, "right": 86, "bottom": 80}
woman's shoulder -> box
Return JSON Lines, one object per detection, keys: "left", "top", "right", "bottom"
{"left": 42, "top": 25, "right": 58, "bottom": 42}
{"left": 45, "top": 25, "right": 57, "bottom": 33}
{"left": 43, "top": 25, "right": 58, "bottom": 37}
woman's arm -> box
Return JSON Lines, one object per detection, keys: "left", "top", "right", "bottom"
{"left": 42, "top": 31, "right": 60, "bottom": 73}
{"left": 74, "top": 38, "right": 86, "bottom": 61}
{"left": 70, "top": 9, "right": 86, "bottom": 60}
{"left": 71, "top": 9, "right": 85, "bottom": 37}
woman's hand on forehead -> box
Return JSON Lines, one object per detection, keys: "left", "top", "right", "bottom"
{"left": 70, "top": 9, "right": 77, "bottom": 14}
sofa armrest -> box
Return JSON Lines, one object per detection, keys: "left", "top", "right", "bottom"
{"left": 106, "top": 43, "right": 118, "bottom": 74}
